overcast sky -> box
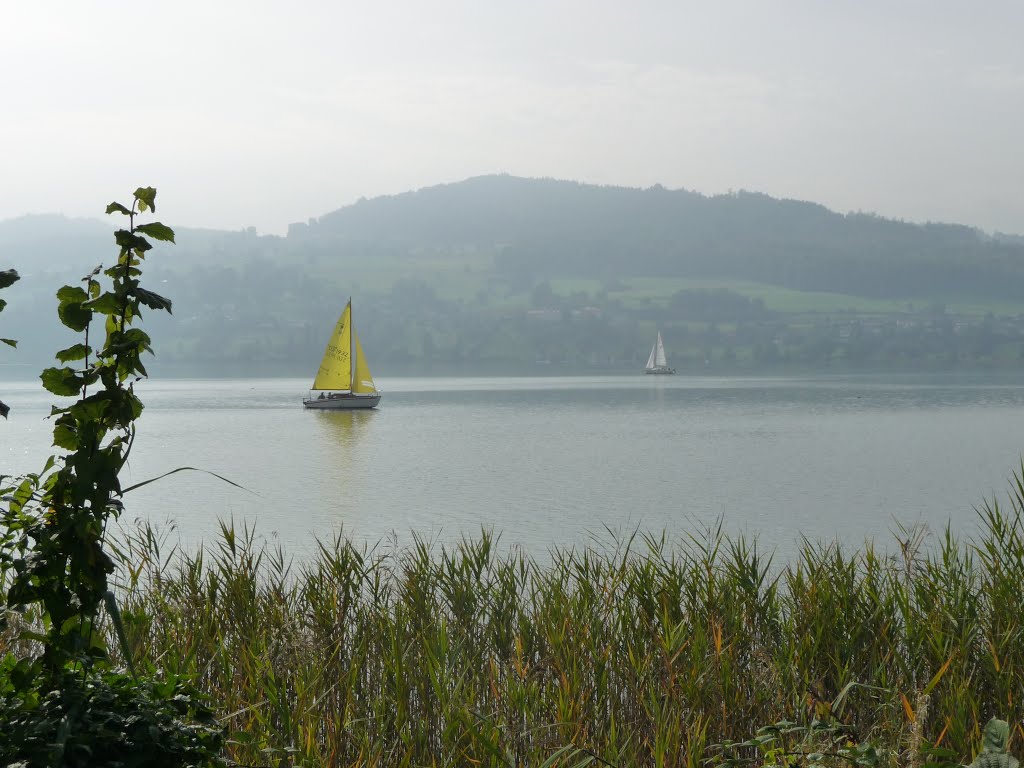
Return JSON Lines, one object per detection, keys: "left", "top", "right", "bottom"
{"left": 1, "top": 1, "right": 1022, "bottom": 235}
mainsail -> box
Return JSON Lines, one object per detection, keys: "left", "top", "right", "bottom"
{"left": 647, "top": 331, "right": 668, "bottom": 369}
{"left": 311, "top": 302, "right": 353, "bottom": 391}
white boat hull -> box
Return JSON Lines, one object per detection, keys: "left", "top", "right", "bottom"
{"left": 303, "top": 393, "right": 381, "bottom": 409}
{"left": 645, "top": 367, "right": 675, "bottom": 375}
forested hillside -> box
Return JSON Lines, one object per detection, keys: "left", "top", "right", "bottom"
{"left": 3, "top": 176, "right": 1024, "bottom": 377}
{"left": 295, "top": 175, "right": 1024, "bottom": 300}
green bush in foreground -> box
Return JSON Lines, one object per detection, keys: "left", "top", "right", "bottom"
{"left": 0, "top": 658, "right": 222, "bottom": 767}
{"left": 83, "top": 488, "right": 1023, "bottom": 768}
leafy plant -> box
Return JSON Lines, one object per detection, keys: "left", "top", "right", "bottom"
{"left": 0, "top": 188, "right": 226, "bottom": 766}
{"left": 2, "top": 187, "right": 173, "bottom": 666}
{"left": 711, "top": 718, "right": 884, "bottom": 768}
{"left": 0, "top": 266, "right": 20, "bottom": 418}
{"left": 0, "top": 657, "right": 224, "bottom": 767}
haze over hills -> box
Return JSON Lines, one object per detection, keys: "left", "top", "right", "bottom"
{"left": 305, "top": 174, "right": 973, "bottom": 246}
{"left": 292, "top": 175, "right": 1024, "bottom": 301}
{"left": 6, "top": 175, "right": 1024, "bottom": 296}
{"left": 4, "top": 175, "right": 1024, "bottom": 376}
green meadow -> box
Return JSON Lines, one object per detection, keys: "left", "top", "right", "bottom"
{"left": 311, "top": 258, "right": 1024, "bottom": 317}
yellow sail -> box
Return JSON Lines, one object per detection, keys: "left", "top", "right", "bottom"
{"left": 352, "top": 327, "right": 377, "bottom": 394}
{"left": 311, "top": 302, "right": 352, "bottom": 390}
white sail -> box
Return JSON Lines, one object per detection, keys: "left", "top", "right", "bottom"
{"left": 654, "top": 332, "right": 667, "bottom": 367}
{"left": 644, "top": 330, "right": 674, "bottom": 374}
{"left": 645, "top": 343, "right": 658, "bottom": 369}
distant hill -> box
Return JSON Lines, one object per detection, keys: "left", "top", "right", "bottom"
{"left": 293, "top": 175, "right": 1024, "bottom": 301}
{"left": 5, "top": 174, "right": 1024, "bottom": 304}
{"left": 0, "top": 213, "right": 279, "bottom": 275}
{"left": 5, "top": 176, "right": 1024, "bottom": 375}
{"left": 299, "top": 176, "right": 707, "bottom": 246}
{"left": 0, "top": 214, "right": 112, "bottom": 273}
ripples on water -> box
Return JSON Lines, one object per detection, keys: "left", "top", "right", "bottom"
{"left": 3, "top": 373, "right": 1024, "bottom": 558}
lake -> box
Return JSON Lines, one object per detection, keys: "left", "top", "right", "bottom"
{"left": 2, "top": 373, "right": 1023, "bottom": 558}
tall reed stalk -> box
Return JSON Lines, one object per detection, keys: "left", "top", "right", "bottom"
{"left": 5, "top": 493, "right": 1024, "bottom": 767}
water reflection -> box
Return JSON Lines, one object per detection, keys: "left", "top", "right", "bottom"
{"left": 309, "top": 411, "right": 377, "bottom": 531}
{"left": 646, "top": 376, "right": 668, "bottom": 406}
{"left": 314, "top": 409, "right": 374, "bottom": 448}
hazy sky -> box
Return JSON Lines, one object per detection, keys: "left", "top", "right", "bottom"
{"left": 2, "top": 1, "right": 1022, "bottom": 235}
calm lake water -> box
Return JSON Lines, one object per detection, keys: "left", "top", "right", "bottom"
{"left": 3, "top": 374, "right": 1024, "bottom": 558}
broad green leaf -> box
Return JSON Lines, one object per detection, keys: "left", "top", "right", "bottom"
{"left": 57, "top": 285, "right": 88, "bottom": 303}
{"left": 83, "top": 292, "right": 121, "bottom": 315}
{"left": 56, "top": 307, "right": 90, "bottom": 334}
{"left": 0, "top": 269, "right": 19, "bottom": 289}
{"left": 135, "top": 221, "right": 175, "bottom": 243}
{"left": 105, "top": 201, "right": 131, "bottom": 216}
{"left": 55, "top": 343, "right": 91, "bottom": 363}
{"left": 2, "top": 338, "right": 16, "bottom": 348}
{"left": 133, "top": 186, "right": 157, "bottom": 212}
{"left": 105, "top": 266, "right": 144, "bottom": 278}
{"left": 0, "top": 299, "right": 6, "bottom": 312}
{"left": 56, "top": 287, "right": 93, "bottom": 332}
{"left": 52, "top": 422, "right": 79, "bottom": 450}
{"left": 135, "top": 287, "right": 173, "bottom": 313}
{"left": 106, "top": 327, "right": 151, "bottom": 352}
{"left": 113, "top": 229, "right": 152, "bottom": 253}
{"left": 40, "top": 366, "right": 92, "bottom": 397}
{"left": 67, "top": 393, "right": 111, "bottom": 422}
{"left": 0, "top": 399, "right": 8, "bottom": 419}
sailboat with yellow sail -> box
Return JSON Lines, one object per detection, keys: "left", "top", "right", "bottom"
{"left": 303, "top": 299, "right": 382, "bottom": 409}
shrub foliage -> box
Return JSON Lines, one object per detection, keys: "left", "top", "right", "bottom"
{"left": 0, "top": 188, "right": 225, "bottom": 767}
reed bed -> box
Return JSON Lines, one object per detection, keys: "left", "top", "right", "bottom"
{"left": 5, "top": 494, "right": 1024, "bottom": 767}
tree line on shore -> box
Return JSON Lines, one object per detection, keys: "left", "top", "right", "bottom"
{"left": 4, "top": 175, "right": 1024, "bottom": 377}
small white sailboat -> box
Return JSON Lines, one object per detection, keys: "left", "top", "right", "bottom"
{"left": 644, "top": 330, "right": 675, "bottom": 375}
{"left": 303, "top": 299, "right": 382, "bottom": 409}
